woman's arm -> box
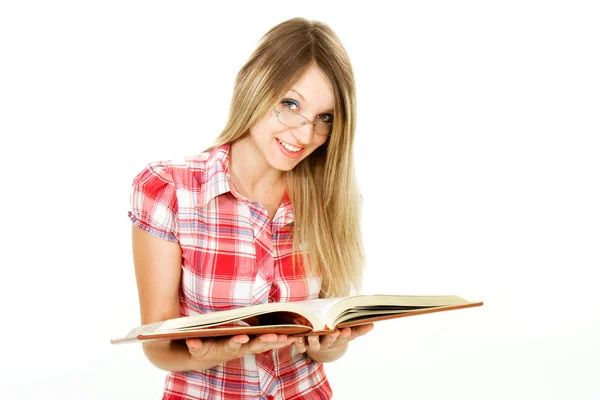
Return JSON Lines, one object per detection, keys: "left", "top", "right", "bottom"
{"left": 132, "top": 225, "right": 197, "bottom": 371}
{"left": 132, "top": 225, "right": 296, "bottom": 372}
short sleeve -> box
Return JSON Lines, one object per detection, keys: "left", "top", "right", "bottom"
{"left": 128, "top": 161, "right": 179, "bottom": 242}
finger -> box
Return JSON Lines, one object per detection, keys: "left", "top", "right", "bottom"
{"left": 224, "top": 335, "right": 247, "bottom": 352}
{"left": 320, "top": 331, "right": 340, "bottom": 348}
{"left": 243, "top": 336, "right": 271, "bottom": 354}
{"left": 187, "top": 337, "right": 220, "bottom": 359}
{"left": 327, "top": 333, "right": 349, "bottom": 349}
{"left": 277, "top": 334, "right": 289, "bottom": 343}
{"left": 270, "top": 337, "right": 296, "bottom": 350}
{"left": 186, "top": 337, "right": 213, "bottom": 360}
{"left": 339, "top": 327, "right": 352, "bottom": 338}
{"left": 294, "top": 337, "right": 307, "bottom": 353}
{"left": 186, "top": 338, "right": 202, "bottom": 349}
{"left": 348, "top": 324, "right": 374, "bottom": 341}
{"left": 187, "top": 334, "right": 248, "bottom": 350}
{"left": 232, "top": 334, "right": 250, "bottom": 344}
{"left": 257, "top": 333, "right": 280, "bottom": 343}
{"left": 243, "top": 335, "right": 290, "bottom": 355}
{"left": 307, "top": 335, "right": 320, "bottom": 352}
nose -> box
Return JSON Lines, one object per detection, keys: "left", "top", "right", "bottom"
{"left": 290, "top": 122, "right": 314, "bottom": 146}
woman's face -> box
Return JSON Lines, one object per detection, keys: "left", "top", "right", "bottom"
{"left": 249, "top": 64, "right": 334, "bottom": 171}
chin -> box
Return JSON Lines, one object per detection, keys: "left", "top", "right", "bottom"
{"left": 270, "top": 159, "right": 299, "bottom": 172}
{"left": 267, "top": 144, "right": 308, "bottom": 171}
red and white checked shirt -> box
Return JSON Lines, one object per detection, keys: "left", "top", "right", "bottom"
{"left": 129, "top": 144, "right": 332, "bottom": 400}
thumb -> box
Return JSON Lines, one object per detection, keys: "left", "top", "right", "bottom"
{"left": 186, "top": 338, "right": 202, "bottom": 349}
{"left": 222, "top": 335, "right": 247, "bottom": 355}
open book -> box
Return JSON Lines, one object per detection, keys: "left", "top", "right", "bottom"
{"left": 111, "top": 294, "right": 483, "bottom": 344}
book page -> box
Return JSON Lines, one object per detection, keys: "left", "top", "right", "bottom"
{"left": 333, "top": 306, "right": 442, "bottom": 325}
{"left": 292, "top": 297, "right": 347, "bottom": 329}
{"left": 117, "top": 321, "right": 165, "bottom": 342}
{"left": 326, "top": 295, "right": 475, "bottom": 328}
{"left": 150, "top": 301, "right": 326, "bottom": 332}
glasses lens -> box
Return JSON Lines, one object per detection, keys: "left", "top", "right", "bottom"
{"left": 277, "top": 110, "right": 332, "bottom": 136}
{"left": 314, "top": 122, "right": 332, "bottom": 136}
{"left": 278, "top": 111, "right": 305, "bottom": 128}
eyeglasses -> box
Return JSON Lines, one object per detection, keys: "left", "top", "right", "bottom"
{"left": 272, "top": 107, "right": 333, "bottom": 136}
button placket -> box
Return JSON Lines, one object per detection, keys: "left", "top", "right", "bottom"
{"left": 249, "top": 202, "right": 277, "bottom": 303}
{"left": 261, "top": 230, "right": 275, "bottom": 285}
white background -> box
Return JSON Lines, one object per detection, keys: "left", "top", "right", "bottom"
{"left": 1, "top": 1, "right": 599, "bottom": 399}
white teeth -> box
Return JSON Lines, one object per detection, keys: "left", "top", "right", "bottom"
{"left": 277, "top": 139, "right": 301, "bottom": 152}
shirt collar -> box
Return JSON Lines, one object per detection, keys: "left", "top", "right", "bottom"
{"left": 195, "top": 144, "right": 233, "bottom": 208}
{"left": 272, "top": 191, "right": 294, "bottom": 229}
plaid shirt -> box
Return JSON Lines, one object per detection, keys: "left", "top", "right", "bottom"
{"left": 129, "top": 144, "right": 332, "bottom": 400}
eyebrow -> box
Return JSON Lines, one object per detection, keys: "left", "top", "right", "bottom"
{"left": 290, "top": 89, "right": 334, "bottom": 114}
{"left": 291, "top": 89, "right": 305, "bottom": 102}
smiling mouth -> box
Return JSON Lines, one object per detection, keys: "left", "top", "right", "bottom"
{"left": 277, "top": 138, "right": 302, "bottom": 152}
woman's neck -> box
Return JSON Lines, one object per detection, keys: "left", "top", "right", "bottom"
{"left": 229, "top": 137, "right": 284, "bottom": 201}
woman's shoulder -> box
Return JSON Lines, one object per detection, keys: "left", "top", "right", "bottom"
{"left": 136, "top": 145, "right": 228, "bottom": 188}
{"left": 148, "top": 149, "right": 211, "bottom": 171}
{"left": 153, "top": 145, "right": 226, "bottom": 169}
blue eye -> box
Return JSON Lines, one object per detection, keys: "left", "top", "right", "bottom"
{"left": 281, "top": 99, "right": 299, "bottom": 110}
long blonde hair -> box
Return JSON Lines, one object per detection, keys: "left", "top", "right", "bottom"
{"left": 209, "top": 18, "right": 363, "bottom": 297}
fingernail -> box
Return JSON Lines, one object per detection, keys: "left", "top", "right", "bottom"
{"left": 298, "top": 337, "right": 303, "bottom": 344}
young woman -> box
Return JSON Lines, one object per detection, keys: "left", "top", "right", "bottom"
{"left": 129, "top": 17, "right": 373, "bottom": 399}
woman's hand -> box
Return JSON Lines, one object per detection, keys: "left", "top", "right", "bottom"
{"left": 293, "top": 323, "right": 374, "bottom": 363}
{"left": 185, "top": 333, "right": 296, "bottom": 370}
